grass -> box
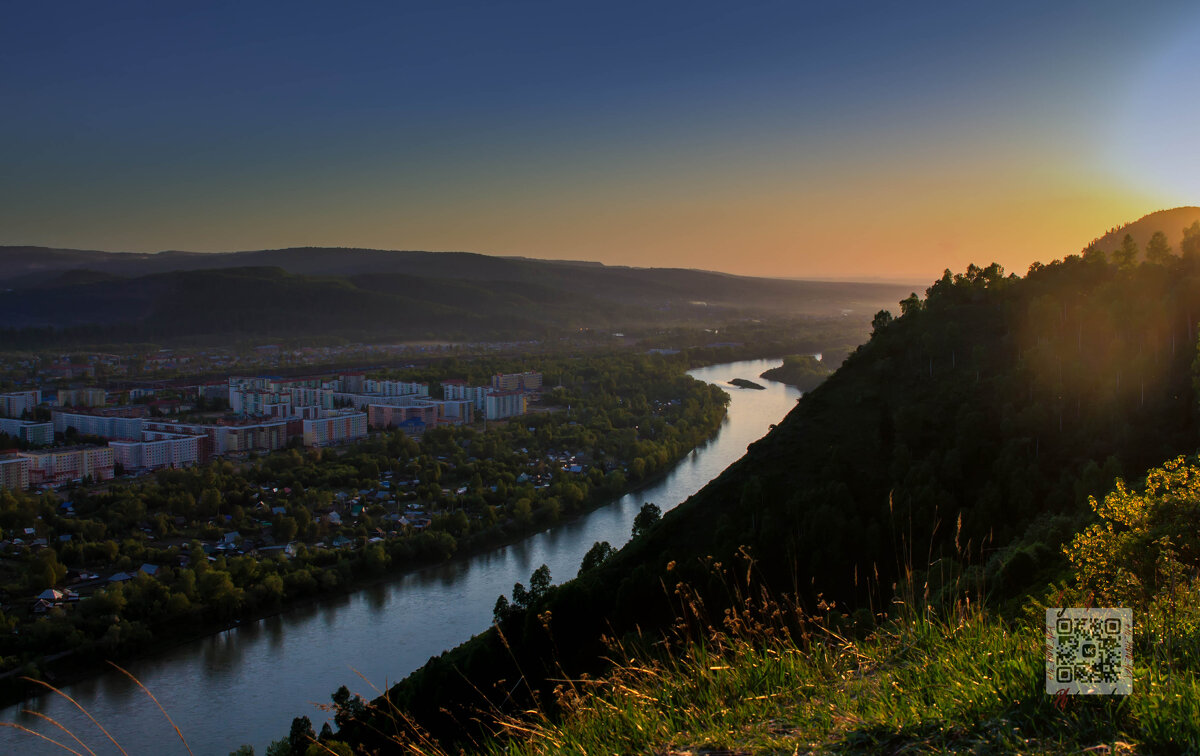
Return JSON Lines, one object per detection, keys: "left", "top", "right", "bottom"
{"left": 368, "top": 561, "right": 1200, "bottom": 756}
{"left": 10, "top": 569, "right": 1200, "bottom": 755}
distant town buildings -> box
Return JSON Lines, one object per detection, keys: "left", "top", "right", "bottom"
{"left": 53, "top": 411, "right": 145, "bottom": 440}
{"left": 0, "top": 368, "right": 540, "bottom": 488}
{"left": 21, "top": 446, "right": 115, "bottom": 487}
{"left": 444, "top": 372, "right": 541, "bottom": 419}
{"left": 109, "top": 432, "right": 202, "bottom": 473}
{"left": 492, "top": 371, "right": 543, "bottom": 392}
{"left": 0, "top": 390, "right": 40, "bottom": 418}
{"left": 57, "top": 387, "right": 108, "bottom": 408}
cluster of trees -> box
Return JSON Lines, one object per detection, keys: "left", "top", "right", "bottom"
{"left": 0, "top": 351, "right": 731, "bottom": 703}
{"left": 341, "top": 224, "right": 1200, "bottom": 751}
{"left": 758, "top": 353, "right": 831, "bottom": 392}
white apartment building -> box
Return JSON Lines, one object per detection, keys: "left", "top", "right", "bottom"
{"left": 0, "top": 390, "right": 40, "bottom": 419}
{"left": 0, "top": 418, "right": 54, "bottom": 446}
{"left": 302, "top": 410, "right": 367, "bottom": 447}
{"left": 52, "top": 411, "right": 145, "bottom": 439}
{"left": 485, "top": 391, "right": 527, "bottom": 420}
{"left": 21, "top": 446, "right": 115, "bottom": 487}
{"left": 109, "top": 432, "right": 202, "bottom": 472}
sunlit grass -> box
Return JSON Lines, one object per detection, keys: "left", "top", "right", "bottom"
{"left": 9, "top": 573, "right": 1200, "bottom": 755}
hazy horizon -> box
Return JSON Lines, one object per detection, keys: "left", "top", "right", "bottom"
{"left": 3, "top": 1, "right": 1198, "bottom": 281}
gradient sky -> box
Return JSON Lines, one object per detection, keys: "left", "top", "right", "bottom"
{"left": 2, "top": 1, "right": 1198, "bottom": 281}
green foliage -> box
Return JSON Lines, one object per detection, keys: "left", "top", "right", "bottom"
{"left": 870, "top": 309, "right": 893, "bottom": 335}
{"left": 631, "top": 503, "right": 662, "bottom": 539}
{"left": 1145, "top": 230, "right": 1173, "bottom": 265}
{"left": 578, "top": 541, "right": 616, "bottom": 576}
{"left": 1113, "top": 233, "right": 1140, "bottom": 269}
{"left": 1066, "top": 455, "right": 1200, "bottom": 606}
{"left": 289, "top": 716, "right": 316, "bottom": 756}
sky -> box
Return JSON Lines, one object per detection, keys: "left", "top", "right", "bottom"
{"left": 2, "top": 1, "right": 1198, "bottom": 281}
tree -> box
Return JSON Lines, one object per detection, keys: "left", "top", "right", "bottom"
{"left": 899, "top": 293, "right": 922, "bottom": 317}
{"left": 288, "top": 716, "right": 316, "bottom": 756}
{"left": 512, "top": 498, "right": 533, "bottom": 527}
{"left": 32, "top": 548, "right": 67, "bottom": 590}
{"left": 1182, "top": 221, "right": 1200, "bottom": 260}
{"left": 492, "top": 594, "right": 510, "bottom": 623}
{"left": 632, "top": 502, "right": 662, "bottom": 539}
{"left": 578, "top": 540, "right": 615, "bottom": 576}
{"left": 1066, "top": 456, "right": 1200, "bottom": 606}
{"left": 331, "top": 684, "right": 367, "bottom": 729}
{"left": 276, "top": 516, "right": 298, "bottom": 543}
{"left": 871, "top": 310, "right": 893, "bottom": 336}
{"left": 1145, "top": 230, "right": 1172, "bottom": 264}
{"left": 1113, "top": 233, "right": 1139, "bottom": 270}
{"left": 529, "top": 564, "right": 552, "bottom": 601}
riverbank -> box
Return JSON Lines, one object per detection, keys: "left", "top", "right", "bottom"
{"left": 0, "top": 385, "right": 731, "bottom": 711}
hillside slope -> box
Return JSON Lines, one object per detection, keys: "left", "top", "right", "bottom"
{"left": 346, "top": 252, "right": 1200, "bottom": 749}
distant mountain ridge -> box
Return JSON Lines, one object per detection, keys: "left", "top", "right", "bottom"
{"left": 0, "top": 246, "right": 913, "bottom": 346}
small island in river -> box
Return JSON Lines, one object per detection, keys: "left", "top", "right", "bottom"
{"left": 729, "top": 377, "right": 766, "bottom": 390}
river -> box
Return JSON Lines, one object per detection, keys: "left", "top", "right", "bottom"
{"left": 0, "top": 358, "right": 801, "bottom": 755}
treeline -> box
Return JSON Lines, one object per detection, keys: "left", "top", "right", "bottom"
{"left": 0, "top": 352, "right": 728, "bottom": 704}
{"left": 337, "top": 228, "right": 1200, "bottom": 751}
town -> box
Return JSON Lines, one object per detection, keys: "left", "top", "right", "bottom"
{"left": 0, "top": 370, "right": 543, "bottom": 490}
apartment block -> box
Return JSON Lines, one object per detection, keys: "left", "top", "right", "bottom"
{"left": 57, "top": 388, "right": 108, "bottom": 408}
{"left": 0, "top": 418, "right": 54, "bottom": 446}
{"left": 230, "top": 388, "right": 293, "bottom": 417}
{"left": 0, "top": 390, "right": 40, "bottom": 418}
{"left": 53, "top": 411, "right": 145, "bottom": 439}
{"left": 485, "top": 391, "right": 527, "bottom": 420}
{"left": 0, "top": 455, "right": 29, "bottom": 490}
{"left": 442, "top": 381, "right": 493, "bottom": 410}
{"left": 432, "top": 398, "right": 474, "bottom": 424}
{"left": 491, "top": 372, "right": 542, "bottom": 392}
{"left": 367, "top": 403, "right": 438, "bottom": 430}
{"left": 363, "top": 379, "right": 429, "bottom": 397}
{"left": 143, "top": 418, "right": 290, "bottom": 458}
{"left": 21, "top": 446, "right": 115, "bottom": 487}
{"left": 110, "top": 432, "right": 202, "bottom": 472}
{"left": 303, "top": 410, "right": 368, "bottom": 447}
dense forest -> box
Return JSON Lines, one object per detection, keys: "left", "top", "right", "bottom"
{"left": 317, "top": 223, "right": 1200, "bottom": 753}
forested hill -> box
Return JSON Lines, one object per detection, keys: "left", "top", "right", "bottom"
{"left": 346, "top": 250, "right": 1200, "bottom": 749}
{"left": 1084, "top": 205, "right": 1200, "bottom": 261}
